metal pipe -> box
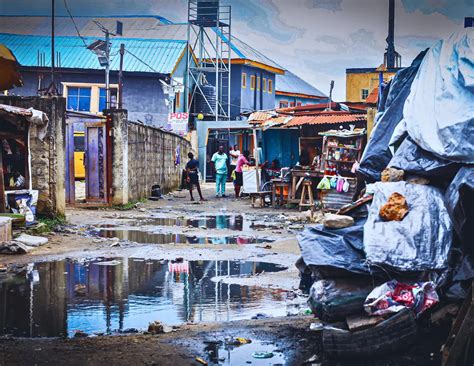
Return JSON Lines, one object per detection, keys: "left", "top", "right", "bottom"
{"left": 51, "top": 0, "right": 55, "bottom": 85}
{"left": 118, "top": 43, "right": 125, "bottom": 109}
{"left": 105, "top": 30, "right": 110, "bottom": 109}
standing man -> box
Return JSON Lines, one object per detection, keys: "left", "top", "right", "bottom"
{"left": 210, "top": 145, "right": 228, "bottom": 198}
{"left": 229, "top": 144, "right": 240, "bottom": 174}
{"left": 186, "top": 152, "right": 205, "bottom": 201}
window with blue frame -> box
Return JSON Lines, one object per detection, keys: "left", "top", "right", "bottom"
{"left": 99, "top": 88, "right": 118, "bottom": 112}
{"left": 67, "top": 87, "right": 91, "bottom": 111}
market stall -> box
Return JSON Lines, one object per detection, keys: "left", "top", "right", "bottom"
{"left": 317, "top": 128, "right": 365, "bottom": 210}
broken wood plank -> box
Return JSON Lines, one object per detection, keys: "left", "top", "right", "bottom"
{"left": 346, "top": 313, "right": 385, "bottom": 332}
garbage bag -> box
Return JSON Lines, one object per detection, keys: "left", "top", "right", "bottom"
{"left": 403, "top": 29, "right": 474, "bottom": 163}
{"left": 308, "top": 278, "right": 374, "bottom": 321}
{"left": 364, "top": 280, "right": 439, "bottom": 317}
{"left": 358, "top": 50, "right": 427, "bottom": 182}
{"left": 388, "top": 136, "right": 461, "bottom": 181}
{"left": 445, "top": 166, "right": 474, "bottom": 251}
{"left": 364, "top": 182, "right": 452, "bottom": 271}
{"left": 297, "top": 219, "right": 369, "bottom": 275}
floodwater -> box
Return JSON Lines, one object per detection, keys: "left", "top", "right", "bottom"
{"left": 0, "top": 258, "right": 288, "bottom": 338}
{"left": 101, "top": 214, "right": 283, "bottom": 231}
{"left": 97, "top": 229, "right": 275, "bottom": 245}
{"left": 204, "top": 339, "right": 286, "bottom": 365}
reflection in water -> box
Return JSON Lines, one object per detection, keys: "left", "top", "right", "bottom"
{"left": 97, "top": 229, "right": 274, "bottom": 245}
{"left": 205, "top": 340, "right": 287, "bottom": 365}
{"left": 0, "top": 259, "right": 287, "bottom": 338}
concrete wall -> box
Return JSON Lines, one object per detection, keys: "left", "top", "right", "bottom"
{"left": 0, "top": 96, "right": 66, "bottom": 217}
{"left": 108, "top": 110, "right": 190, "bottom": 204}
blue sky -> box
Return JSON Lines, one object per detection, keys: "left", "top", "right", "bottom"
{"left": 1, "top": 0, "right": 472, "bottom": 100}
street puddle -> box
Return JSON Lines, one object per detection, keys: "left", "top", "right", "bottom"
{"left": 203, "top": 339, "right": 286, "bottom": 365}
{"left": 0, "top": 258, "right": 288, "bottom": 338}
{"left": 102, "top": 214, "right": 284, "bottom": 232}
{"left": 96, "top": 229, "right": 274, "bottom": 245}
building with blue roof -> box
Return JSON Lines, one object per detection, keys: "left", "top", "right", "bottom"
{"left": 0, "top": 15, "right": 328, "bottom": 125}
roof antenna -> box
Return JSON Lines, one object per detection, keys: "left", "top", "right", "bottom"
{"left": 325, "top": 80, "right": 334, "bottom": 111}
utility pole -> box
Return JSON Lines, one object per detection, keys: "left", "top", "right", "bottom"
{"left": 118, "top": 43, "right": 125, "bottom": 109}
{"left": 51, "top": 0, "right": 55, "bottom": 85}
{"left": 105, "top": 29, "right": 110, "bottom": 109}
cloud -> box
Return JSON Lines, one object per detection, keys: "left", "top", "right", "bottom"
{"left": 221, "top": 0, "right": 305, "bottom": 43}
{"left": 401, "top": 0, "right": 474, "bottom": 22}
{"left": 305, "top": 0, "right": 343, "bottom": 11}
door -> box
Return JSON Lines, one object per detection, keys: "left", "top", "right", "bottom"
{"left": 206, "top": 135, "right": 229, "bottom": 181}
{"left": 85, "top": 123, "right": 107, "bottom": 202}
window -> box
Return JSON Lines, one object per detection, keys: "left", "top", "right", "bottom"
{"left": 296, "top": 102, "right": 302, "bottom": 107}
{"left": 268, "top": 79, "right": 273, "bottom": 93}
{"left": 241, "top": 73, "right": 247, "bottom": 88}
{"left": 361, "top": 88, "right": 369, "bottom": 100}
{"left": 279, "top": 101, "right": 288, "bottom": 108}
{"left": 67, "top": 87, "right": 91, "bottom": 112}
{"left": 99, "top": 88, "right": 118, "bottom": 112}
{"left": 250, "top": 75, "right": 256, "bottom": 90}
{"left": 290, "top": 102, "right": 296, "bottom": 107}
{"left": 256, "top": 76, "right": 260, "bottom": 91}
{"left": 263, "top": 78, "right": 267, "bottom": 92}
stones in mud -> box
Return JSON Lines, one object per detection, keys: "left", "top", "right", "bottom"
{"left": 148, "top": 321, "right": 164, "bottom": 334}
{"left": 73, "top": 330, "right": 89, "bottom": 338}
{"left": 323, "top": 214, "right": 354, "bottom": 229}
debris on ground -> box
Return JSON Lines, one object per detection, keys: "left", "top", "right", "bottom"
{"left": 0, "top": 241, "right": 33, "bottom": 254}
{"left": 14, "top": 233, "right": 48, "bottom": 247}
{"left": 322, "top": 213, "right": 354, "bottom": 229}
{"left": 364, "top": 280, "right": 439, "bottom": 317}
{"left": 252, "top": 351, "right": 274, "bottom": 359}
{"left": 147, "top": 321, "right": 164, "bottom": 334}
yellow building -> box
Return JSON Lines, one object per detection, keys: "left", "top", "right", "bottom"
{"left": 345, "top": 65, "right": 399, "bottom": 103}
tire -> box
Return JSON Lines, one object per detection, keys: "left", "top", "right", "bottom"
{"left": 323, "top": 309, "right": 418, "bottom": 359}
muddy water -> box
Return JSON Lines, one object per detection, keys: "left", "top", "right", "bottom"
{"left": 204, "top": 340, "right": 286, "bottom": 365}
{"left": 97, "top": 229, "right": 274, "bottom": 245}
{"left": 0, "top": 258, "right": 288, "bottom": 338}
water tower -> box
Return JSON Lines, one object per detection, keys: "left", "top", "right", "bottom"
{"left": 186, "top": 0, "right": 232, "bottom": 121}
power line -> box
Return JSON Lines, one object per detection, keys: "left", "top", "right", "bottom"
{"left": 63, "top": 0, "right": 88, "bottom": 48}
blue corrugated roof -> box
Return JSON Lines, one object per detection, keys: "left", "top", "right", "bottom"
{"left": 276, "top": 70, "right": 327, "bottom": 97}
{"left": 0, "top": 33, "right": 186, "bottom": 74}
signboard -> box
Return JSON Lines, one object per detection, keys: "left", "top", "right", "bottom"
{"left": 167, "top": 112, "right": 189, "bottom": 135}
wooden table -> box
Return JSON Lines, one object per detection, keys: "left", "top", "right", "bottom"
{"left": 288, "top": 169, "right": 323, "bottom": 204}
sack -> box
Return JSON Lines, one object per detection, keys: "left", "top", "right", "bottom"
{"left": 364, "top": 280, "right": 439, "bottom": 317}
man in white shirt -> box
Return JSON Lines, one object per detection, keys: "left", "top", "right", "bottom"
{"left": 229, "top": 144, "right": 240, "bottom": 173}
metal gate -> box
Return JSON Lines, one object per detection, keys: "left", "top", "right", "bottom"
{"left": 65, "top": 112, "right": 109, "bottom": 205}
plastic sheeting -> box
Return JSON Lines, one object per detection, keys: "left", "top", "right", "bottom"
{"left": 445, "top": 166, "right": 474, "bottom": 250}
{"left": 297, "top": 219, "right": 369, "bottom": 275}
{"left": 389, "top": 136, "right": 461, "bottom": 181}
{"left": 357, "top": 50, "right": 427, "bottom": 182}
{"left": 364, "top": 182, "right": 452, "bottom": 271}
{"left": 403, "top": 29, "right": 474, "bottom": 163}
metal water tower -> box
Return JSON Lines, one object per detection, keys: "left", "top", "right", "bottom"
{"left": 186, "top": 0, "right": 232, "bottom": 121}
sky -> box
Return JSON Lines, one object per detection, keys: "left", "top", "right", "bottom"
{"left": 1, "top": 0, "right": 473, "bottom": 100}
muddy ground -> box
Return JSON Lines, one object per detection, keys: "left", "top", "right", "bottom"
{"left": 0, "top": 184, "right": 458, "bottom": 365}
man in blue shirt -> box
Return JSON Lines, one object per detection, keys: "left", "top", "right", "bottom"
{"left": 210, "top": 145, "right": 228, "bottom": 198}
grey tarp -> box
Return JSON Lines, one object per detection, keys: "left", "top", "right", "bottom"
{"left": 364, "top": 182, "right": 452, "bottom": 271}
{"left": 403, "top": 29, "right": 474, "bottom": 163}
{"left": 297, "top": 219, "right": 369, "bottom": 275}
{"left": 357, "top": 50, "right": 427, "bottom": 182}
{"left": 388, "top": 136, "right": 461, "bottom": 181}
{"left": 445, "top": 166, "right": 474, "bottom": 250}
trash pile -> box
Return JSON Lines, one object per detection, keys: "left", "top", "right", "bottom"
{"left": 297, "top": 29, "right": 474, "bottom": 359}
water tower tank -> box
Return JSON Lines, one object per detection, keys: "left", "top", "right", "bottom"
{"left": 196, "top": 0, "right": 219, "bottom": 27}
{"left": 195, "top": 84, "right": 217, "bottom": 115}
